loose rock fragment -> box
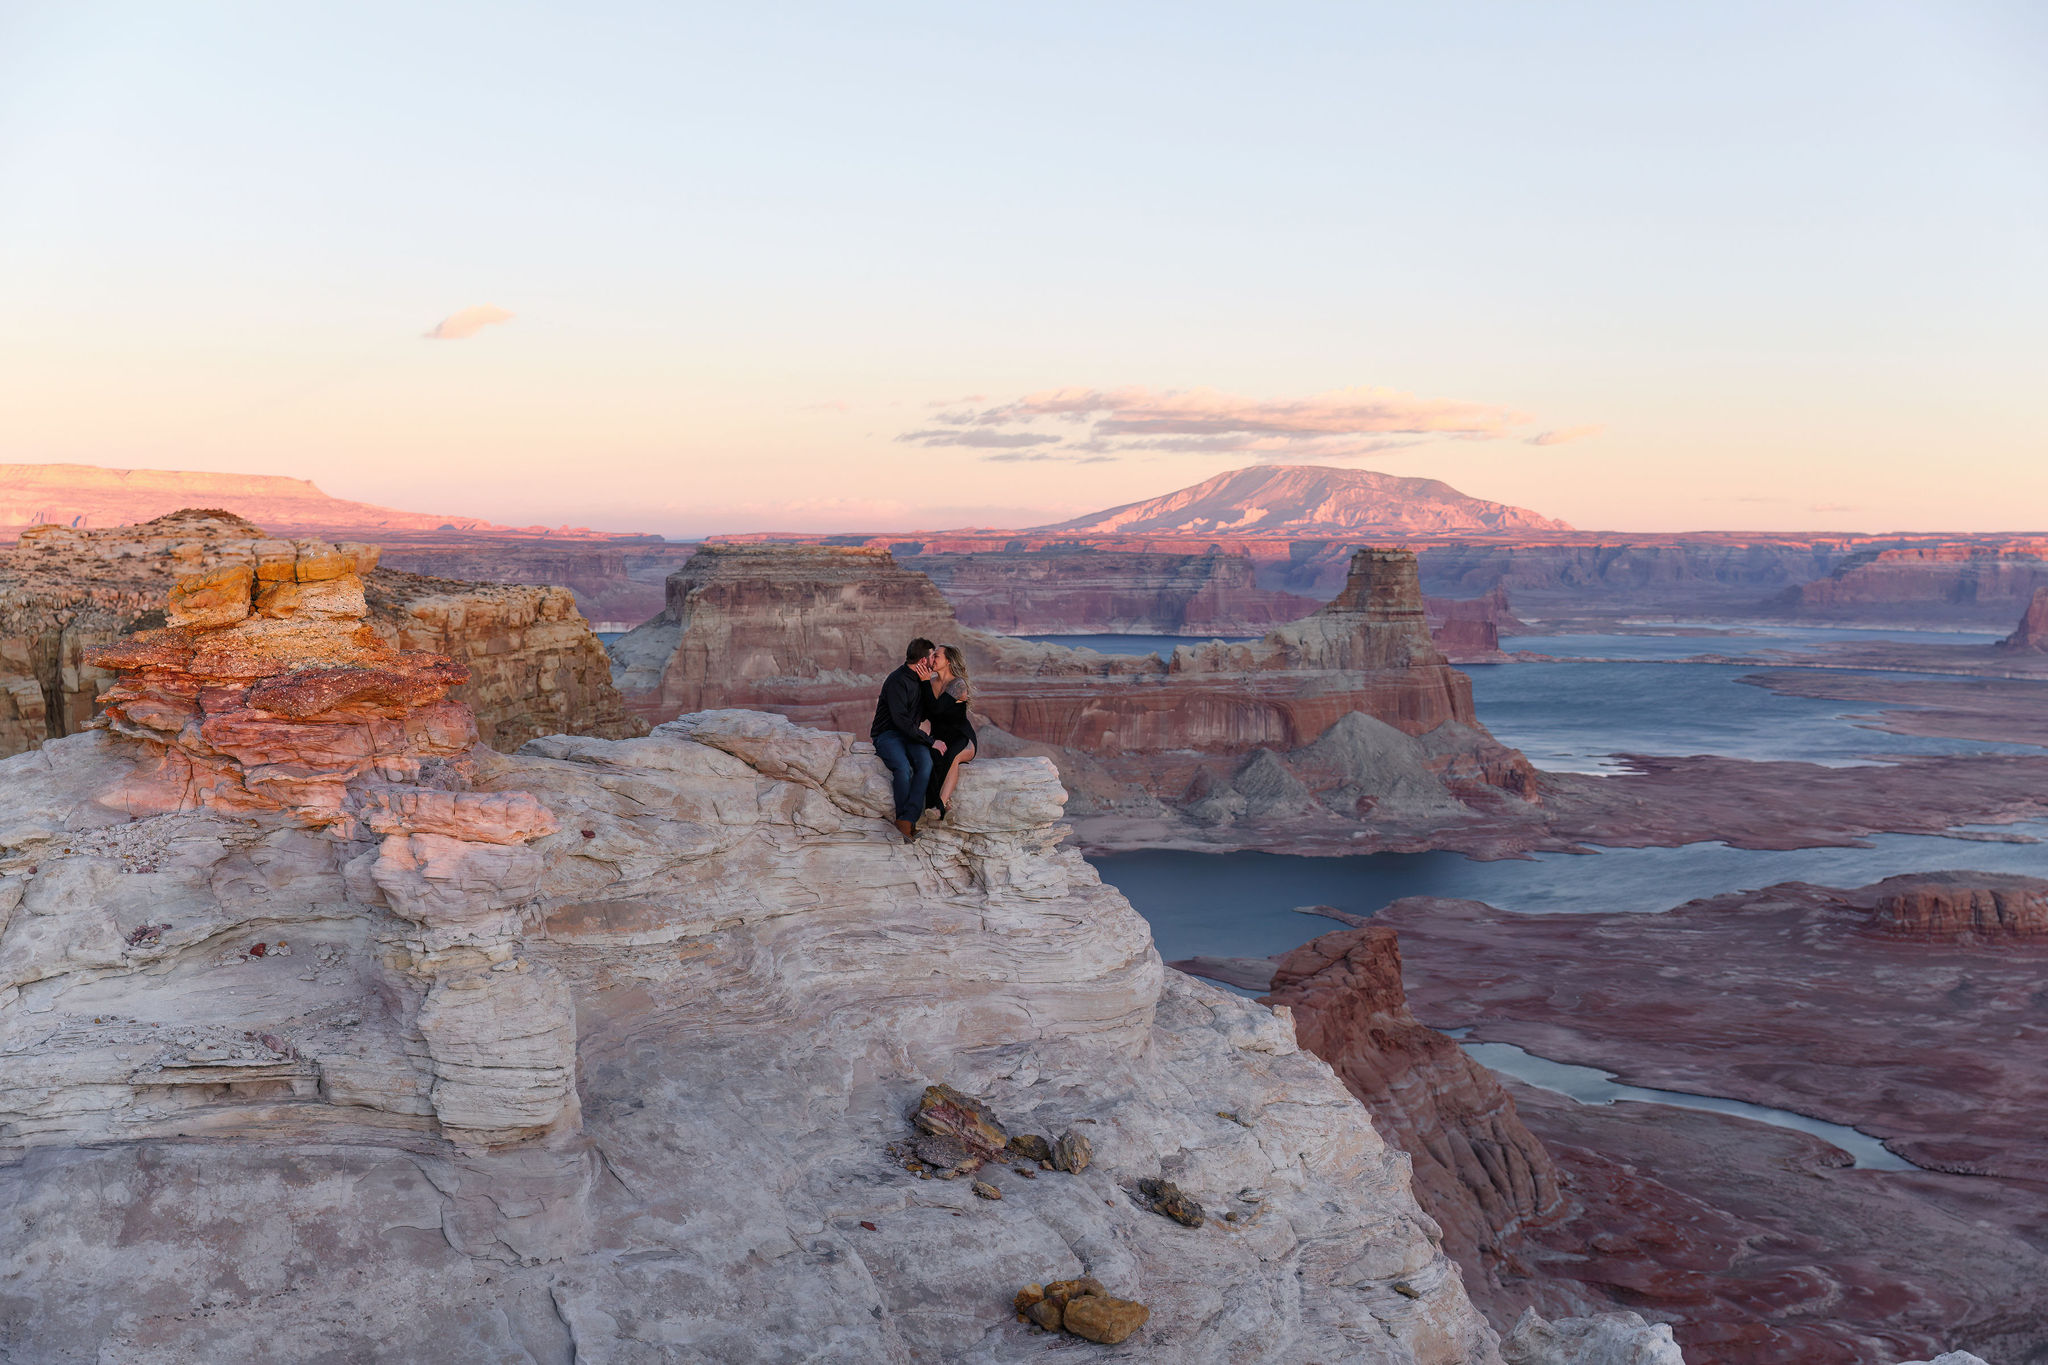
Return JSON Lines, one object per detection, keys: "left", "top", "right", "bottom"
{"left": 972, "top": 1180, "right": 1001, "bottom": 1200}
{"left": 1007, "top": 1133, "right": 1052, "bottom": 1163}
{"left": 1051, "top": 1130, "right": 1092, "bottom": 1174}
{"left": 1062, "top": 1293, "right": 1150, "bottom": 1345}
{"left": 1135, "top": 1177, "right": 1206, "bottom": 1228}
{"left": 912, "top": 1133, "right": 983, "bottom": 1175}
{"left": 913, "top": 1083, "right": 1010, "bottom": 1162}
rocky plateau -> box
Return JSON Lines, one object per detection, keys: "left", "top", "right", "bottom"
{"left": 0, "top": 559, "right": 1708, "bottom": 1363}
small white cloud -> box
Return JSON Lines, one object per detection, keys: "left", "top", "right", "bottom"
{"left": 424, "top": 304, "right": 514, "bottom": 340}
{"left": 1525, "top": 424, "right": 1605, "bottom": 447}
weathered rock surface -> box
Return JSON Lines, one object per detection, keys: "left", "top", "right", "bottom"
{"left": 1501, "top": 1308, "right": 1684, "bottom": 1365}
{"left": 0, "top": 510, "right": 642, "bottom": 759}
{"left": 611, "top": 542, "right": 1540, "bottom": 854}
{"left": 1258, "top": 925, "right": 1566, "bottom": 1311}
{"left": 0, "top": 618, "right": 1507, "bottom": 1361}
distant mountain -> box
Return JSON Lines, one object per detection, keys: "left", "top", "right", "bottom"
{"left": 0, "top": 463, "right": 630, "bottom": 540}
{"left": 1030, "top": 465, "right": 1571, "bottom": 538}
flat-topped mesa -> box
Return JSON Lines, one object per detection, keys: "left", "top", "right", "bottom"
{"left": 1862, "top": 872, "right": 2048, "bottom": 940}
{"left": 85, "top": 545, "right": 476, "bottom": 829}
{"left": 1998, "top": 587, "right": 2048, "bottom": 652}
{"left": 610, "top": 543, "right": 960, "bottom": 726}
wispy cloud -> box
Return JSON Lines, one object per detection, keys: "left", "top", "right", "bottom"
{"left": 898, "top": 429, "right": 1063, "bottom": 449}
{"left": 896, "top": 384, "right": 1547, "bottom": 462}
{"left": 424, "top": 304, "right": 514, "bottom": 340}
{"left": 1526, "top": 423, "right": 1605, "bottom": 447}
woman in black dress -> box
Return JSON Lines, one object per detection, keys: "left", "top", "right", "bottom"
{"left": 925, "top": 644, "right": 978, "bottom": 817}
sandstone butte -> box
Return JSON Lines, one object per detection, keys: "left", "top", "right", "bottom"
{"left": 0, "top": 562, "right": 1700, "bottom": 1363}
{"left": 1997, "top": 585, "right": 2048, "bottom": 651}
{"left": 0, "top": 509, "right": 643, "bottom": 760}
{"left": 609, "top": 542, "right": 1541, "bottom": 854}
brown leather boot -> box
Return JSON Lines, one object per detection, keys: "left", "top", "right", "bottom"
{"left": 893, "top": 818, "right": 916, "bottom": 843}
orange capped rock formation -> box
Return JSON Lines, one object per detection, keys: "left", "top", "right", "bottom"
{"left": 1865, "top": 871, "right": 2048, "bottom": 940}
{"left": 0, "top": 511, "right": 642, "bottom": 758}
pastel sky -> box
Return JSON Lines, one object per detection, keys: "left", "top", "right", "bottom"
{"left": 2, "top": 2, "right": 2044, "bottom": 536}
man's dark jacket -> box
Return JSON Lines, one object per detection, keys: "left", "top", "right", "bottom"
{"left": 870, "top": 664, "right": 933, "bottom": 745}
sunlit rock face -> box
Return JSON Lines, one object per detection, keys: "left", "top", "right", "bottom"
{"left": 610, "top": 543, "right": 1538, "bottom": 850}
{"left": 0, "top": 510, "right": 642, "bottom": 759}
{"left": 914, "top": 547, "right": 1319, "bottom": 635}
{"left": 0, "top": 669, "right": 1508, "bottom": 1359}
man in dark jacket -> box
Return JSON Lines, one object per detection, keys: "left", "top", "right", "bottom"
{"left": 871, "top": 637, "right": 946, "bottom": 842}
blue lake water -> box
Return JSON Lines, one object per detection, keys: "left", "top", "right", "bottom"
{"left": 1452, "top": 1037, "right": 1917, "bottom": 1170}
{"left": 1501, "top": 624, "right": 2004, "bottom": 661}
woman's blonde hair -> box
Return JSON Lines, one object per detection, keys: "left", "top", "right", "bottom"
{"left": 942, "top": 644, "right": 972, "bottom": 705}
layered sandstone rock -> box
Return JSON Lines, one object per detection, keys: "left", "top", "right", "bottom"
{"left": 1864, "top": 871, "right": 2048, "bottom": 940}
{"left": 0, "top": 510, "right": 641, "bottom": 759}
{"left": 0, "top": 641, "right": 1510, "bottom": 1360}
{"left": 912, "top": 547, "right": 1318, "bottom": 635}
{"left": 366, "top": 569, "right": 644, "bottom": 748}
{"left": 1998, "top": 586, "right": 2048, "bottom": 651}
{"left": 610, "top": 543, "right": 1539, "bottom": 851}
{"left": 1258, "top": 925, "right": 1566, "bottom": 1308}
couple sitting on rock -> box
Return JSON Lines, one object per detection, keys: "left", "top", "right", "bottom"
{"left": 870, "top": 637, "right": 978, "bottom": 843}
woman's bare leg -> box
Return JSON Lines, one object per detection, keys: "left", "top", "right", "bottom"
{"left": 938, "top": 742, "right": 976, "bottom": 808}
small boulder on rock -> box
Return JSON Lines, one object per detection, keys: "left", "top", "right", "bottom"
{"left": 914, "top": 1084, "right": 1010, "bottom": 1162}
{"left": 1014, "top": 1278, "right": 1149, "bottom": 1346}
{"left": 1135, "top": 1176, "right": 1206, "bottom": 1228}
{"left": 1051, "top": 1130, "right": 1092, "bottom": 1173}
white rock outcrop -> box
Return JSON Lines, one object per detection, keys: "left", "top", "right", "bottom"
{"left": 1501, "top": 1308, "right": 1686, "bottom": 1364}
{"left": 1, "top": 705, "right": 1514, "bottom": 1362}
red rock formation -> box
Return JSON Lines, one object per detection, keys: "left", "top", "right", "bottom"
{"left": 374, "top": 542, "right": 698, "bottom": 628}
{"left": 911, "top": 548, "right": 1318, "bottom": 635}
{"left": 0, "top": 511, "right": 642, "bottom": 759}
{"left": 1426, "top": 585, "right": 1524, "bottom": 659}
{"left": 1258, "top": 925, "right": 1566, "bottom": 1303}
{"left": 1998, "top": 586, "right": 2048, "bottom": 651}
{"left": 1864, "top": 871, "right": 2048, "bottom": 940}
{"left": 86, "top": 544, "right": 477, "bottom": 828}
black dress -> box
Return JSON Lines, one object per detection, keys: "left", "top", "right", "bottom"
{"left": 924, "top": 679, "right": 977, "bottom": 811}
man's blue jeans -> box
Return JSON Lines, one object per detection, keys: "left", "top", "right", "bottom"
{"left": 873, "top": 730, "right": 933, "bottom": 822}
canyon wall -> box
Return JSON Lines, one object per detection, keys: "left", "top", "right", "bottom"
{"left": 375, "top": 541, "right": 697, "bottom": 628}
{"left": 0, "top": 511, "right": 641, "bottom": 760}
{"left": 0, "top": 561, "right": 1520, "bottom": 1361}
{"left": 1783, "top": 545, "right": 2048, "bottom": 623}
{"left": 609, "top": 543, "right": 1539, "bottom": 851}
{"left": 1259, "top": 925, "right": 1567, "bottom": 1315}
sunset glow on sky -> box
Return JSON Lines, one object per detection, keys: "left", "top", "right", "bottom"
{"left": 2, "top": 3, "right": 2044, "bottom": 535}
